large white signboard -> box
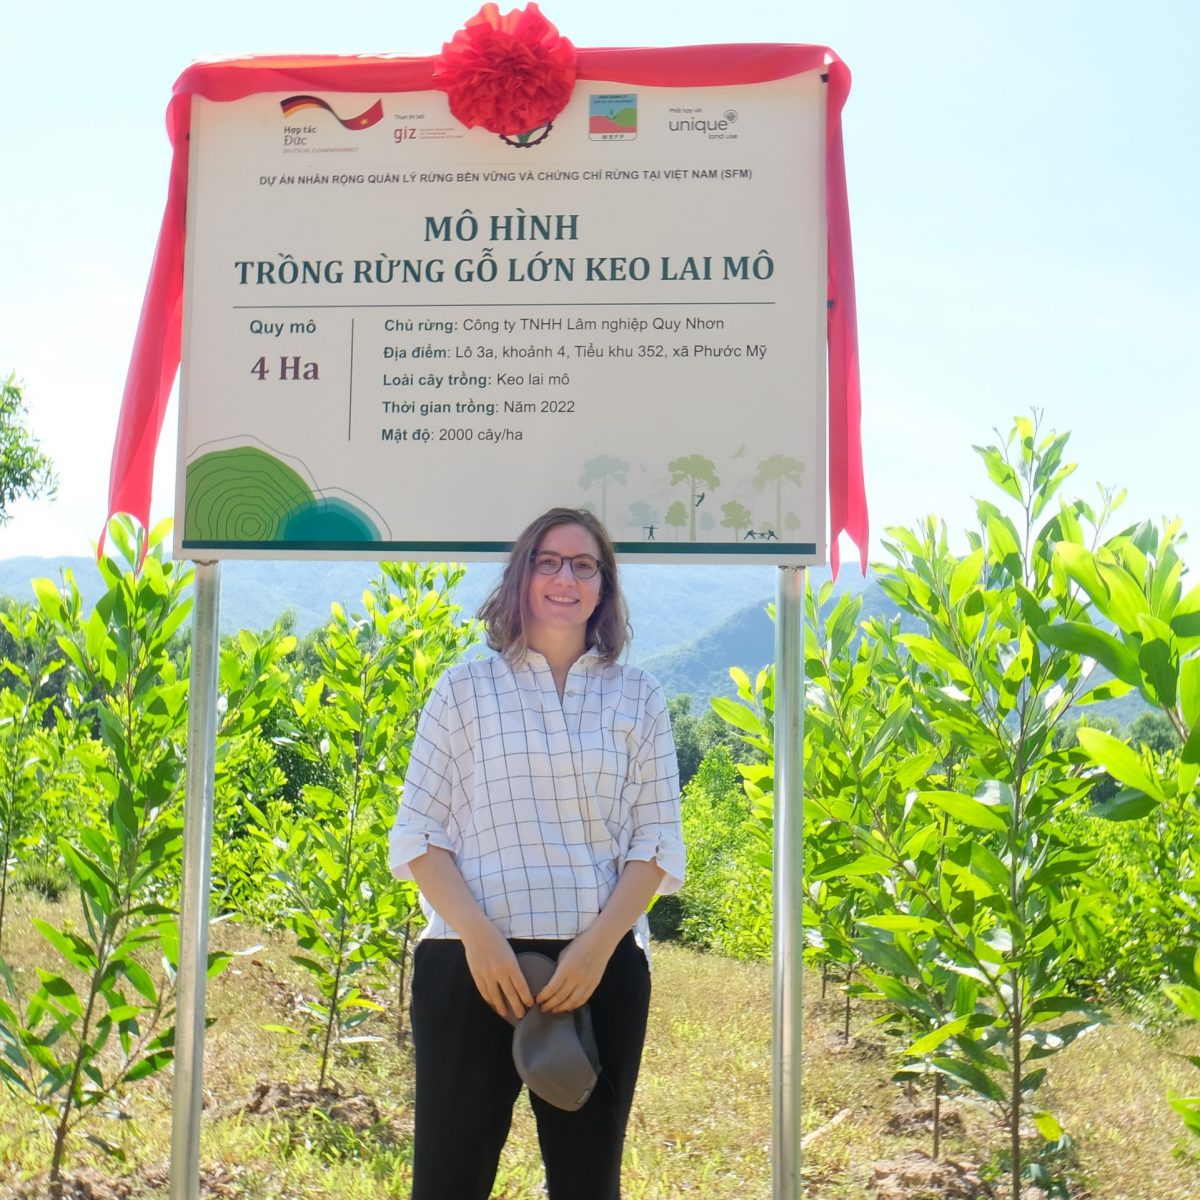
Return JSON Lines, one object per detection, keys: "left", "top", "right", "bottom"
{"left": 177, "top": 73, "right": 827, "bottom": 561}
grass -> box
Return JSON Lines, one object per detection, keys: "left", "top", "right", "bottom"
{"left": 2, "top": 893, "right": 1200, "bottom": 1198}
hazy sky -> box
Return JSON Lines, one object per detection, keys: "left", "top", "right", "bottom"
{"left": 2, "top": 1, "right": 1196, "bottom": 569}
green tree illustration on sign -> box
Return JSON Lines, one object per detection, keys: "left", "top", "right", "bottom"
{"left": 628, "top": 500, "right": 658, "bottom": 540}
{"left": 579, "top": 455, "right": 629, "bottom": 524}
{"left": 665, "top": 500, "right": 689, "bottom": 540}
{"left": 720, "top": 499, "right": 753, "bottom": 541}
{"left": 753, "top": 455, "right": 804, "bottom": 538}
{"left": 667, "top": 455, "right": 720, "bottom": 542}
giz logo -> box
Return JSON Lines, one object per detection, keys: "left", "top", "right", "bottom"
{"left": 393, "top": 127, "right": 417, "bottom": 144}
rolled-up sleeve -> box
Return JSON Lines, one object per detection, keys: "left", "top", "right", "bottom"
{"left": 390, "top": 676, "right": 458, "bottom": 879}
{"left": 621, "top": 681, "right": 686, "bottom": 894}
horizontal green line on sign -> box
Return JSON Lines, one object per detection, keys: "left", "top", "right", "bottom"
{"left": 231, "top": 301, "right": 776, "bottom": 309}
{"left": 182, "top": 540, "right": 514, "bottom": 552}
{"left": 180, "top": 539, "right": 817, "bottom": 556}
{"left": 615, "top": 542, "right": 817, "bottom": 555}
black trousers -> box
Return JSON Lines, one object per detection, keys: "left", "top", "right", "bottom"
{"left": 409, "top": 931, "right": 651, "bottom": 1200}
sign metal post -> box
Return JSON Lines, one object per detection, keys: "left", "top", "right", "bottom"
{"left": 170, "top": 561, "right": 221, "bottom": 1200}
{"left": 773, "top": 564, "right": 805, "bottom": 1199}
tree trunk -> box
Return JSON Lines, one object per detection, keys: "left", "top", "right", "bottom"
{"left": 0, "top": 845, "right": 10, "bottom": 953}
{"left": 318, "top": 951, "right": 344, "bottom": 1091}
{"left": 1011, "top": 992, "right": 1023, "bottom": 1200}
{"left": 395, "top": 916, "right": 414, "bottom": 1044}
{"left": 932, "top": 1072, "right": 942, "bottom": 1162}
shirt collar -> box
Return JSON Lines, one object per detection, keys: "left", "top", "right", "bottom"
{"left": 520, "top": 646, "right": 604, "bottom": 672}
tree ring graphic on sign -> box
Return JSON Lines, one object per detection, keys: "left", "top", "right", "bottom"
{"left": 184, "top": 440, "right": 387, "bottom": 544}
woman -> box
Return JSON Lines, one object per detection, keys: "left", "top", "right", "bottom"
{"left": 390, "top": 507, "right": 685, "bottom": 1200}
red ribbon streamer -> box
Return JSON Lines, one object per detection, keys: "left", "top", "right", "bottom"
{"left": 105, "top": 43, "right": 867, "bottom": 573}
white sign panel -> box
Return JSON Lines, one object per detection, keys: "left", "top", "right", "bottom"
{"left": 177, "top": 74, "right": 827, "bottom": 562}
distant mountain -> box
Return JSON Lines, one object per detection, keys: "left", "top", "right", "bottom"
{"left": 642, "top": 578, "right": 902, "bottom": 699}
{"left": 641, "top": 599, "right": 773, "bottom": 700}
{"left": 0, "top": 554, "right": 1147, "bottom": 726}
{"left": 0, "top": 554, "right": 860, "bottom": 665}
{"left": 640, "top": 580, "right": 1151, "bottom": 733}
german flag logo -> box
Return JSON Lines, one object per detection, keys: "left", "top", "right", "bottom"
{"left": 279, "top": 96, "right": 384, "bottom": 131}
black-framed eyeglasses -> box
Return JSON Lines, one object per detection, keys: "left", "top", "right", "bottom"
{"left": 530, "top": 552, "right": 601, "bottom": 580}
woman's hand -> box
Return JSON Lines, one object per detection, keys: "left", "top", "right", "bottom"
{"left": 407, "top": 847, "right": 533, "bottom": 1019}
{"left": 537, "top": 859, "right": 666, "bottom": 1012}
{"left": 536, "top": 926, "right": 613, "bottom": 1013}
{"left": 462, "top": 923, "right": 534, "bottom": 1020}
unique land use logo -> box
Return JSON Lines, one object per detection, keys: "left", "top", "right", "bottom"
{"left": 589, "top": 94, "right": 637, "bottom": 141}
{"left": 667, "top": 106, "right": 740, "bottom": 140}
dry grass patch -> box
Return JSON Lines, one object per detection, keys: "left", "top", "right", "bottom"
{"left": 3, "top": 896, "right": 1200, "bottom": 1198}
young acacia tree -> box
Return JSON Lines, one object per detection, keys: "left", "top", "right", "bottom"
{"left": 268, "top": 563, "right": 478, "bottom": 1086}
{"left": 1041, "top": 518, "right": 1200, "bottom": 1136}
{"left": 866, "top": 417, "right": 1128, "bottom": 1196}
{"left": 0, "top": 599, "right": 68, "bottom": 949}
{"left": 0, "top": 519, "right": 298, "bottom": 1194}
{"left": 717, "top": 416, "right": 1126, "bottom": 1195}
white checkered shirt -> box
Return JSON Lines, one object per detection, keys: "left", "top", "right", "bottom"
{"left": 390, "top": 650, "right": 685, "bottom": 945}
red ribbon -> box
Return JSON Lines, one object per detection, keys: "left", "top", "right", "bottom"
{"left": 106, "top": 42, "right": 867, "bottom": 573}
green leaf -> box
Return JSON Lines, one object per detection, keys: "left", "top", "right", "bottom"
{"left": 1136, "top": 626, "right": 1177, "bottom": 708}
{"left": 949, "top": 549, "right": 986, "bottom": 608}
{"left": 1038, "top": 622, "right": 1139, "bottom": 686}
{"left": 1021, "top": 1067, "right": 1048, "bottom": 1096}
{"left": 1181, "top": 658, "right": 1200, "bottom": 729}
{"left": 1095, "top": 561, "right": 1150, "bottom": 629}
{"left": 59, "top": 840, "right": 115, "bottom": 905}
{"left": 35, "top": 972, "right": 83, "bottom": 1019}
{"left": 930, "top": 1057, "right": 1006, "bottom": 1103}
{"left": 121, "top": 961, "right": 158, "bottom": 1005}
{"left": 832, "top": 853, "right": 896, "bottom": 878}
{"left": 1170, "top": 580, "right": 1200, "bottom": 640}
{"left": 986, "top": 513, "right": 1022, "bottom": 571}
{"left": 897, "top": 635, "right": 971, "bottom": 684}
{"left": 905, "top": 1015, "right": 971, "bottom": 1057}
{"left": 1032, "top": 1111, "right": 1065, "bottom": 1141}
{"left": 1055, "top": 543, "right": 1110, "bottom": 612}
{"left": 710, "top": 697, "right": 765, "bottom": 736}
{"left": 83, "top": 1134, "right": 127, "bottom": 1162}
{"left": 1169, "top": 1091, "right": 1200, "bottom": 1136}
{"left": 974, "top": 445, "right": 1023, "bottom": 502}
{"left": 1166, "top": 983, "right": 1200, "bottom": 1022}
{"left": 124, "top": 1050, "right": 173, "bottom": 1083}
{"left": 1091, "top": 788, "right": 1159, "bottom": 821}
{"left": 918, "top": 791, "right": 1008, "bottom": 832}
{"left": 868, "top": 975, "right": 937, "bottom": 1019}
{"left": 1076, "top": 728, "right": 1166, "bottom": 801}
{"left": 33, "top": 920, "right": 98, "bottom": 974}
{"left": 1183, "top": 717, "right": 1200, "bottom": 767}
{"left": 290, "top": 956, "right": 328, "bottom": 978}
{"left": 858, "top": 914, "right": 937, "bottom": 935}
{"left": 856, "top": 937, "right": 919, "bottom": 980}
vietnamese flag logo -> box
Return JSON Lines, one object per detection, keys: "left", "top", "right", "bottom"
{"left": 279, "top": 96, "right": 384, "bottom": 130}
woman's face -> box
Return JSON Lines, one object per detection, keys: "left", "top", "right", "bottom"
{"left": 523, "top": 522, "right": 603, "bottom": 652}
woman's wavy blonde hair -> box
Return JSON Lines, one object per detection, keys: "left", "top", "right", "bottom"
{"left": 478, "top": 507, "right": 630, "bottom": 665}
